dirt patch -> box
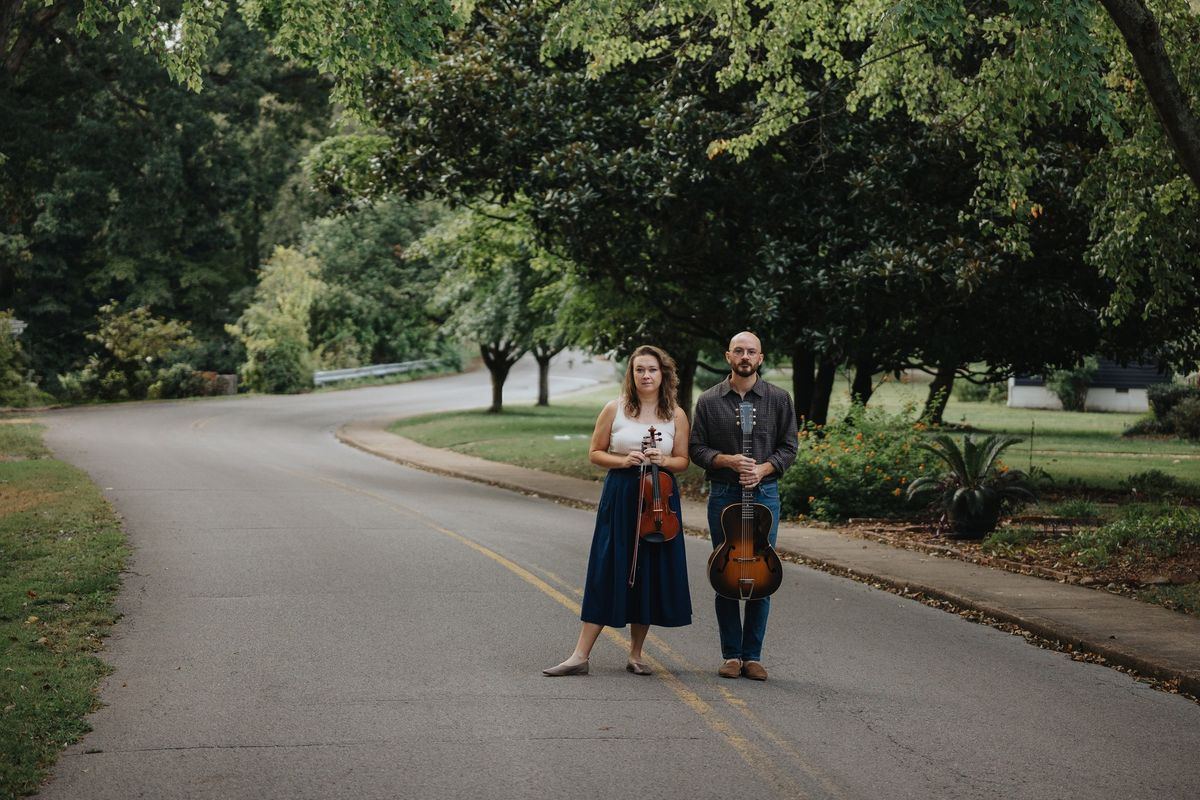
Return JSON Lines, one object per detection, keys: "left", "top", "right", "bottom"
{"left": 0, "top": 487, "right": 61, "bottom": 514}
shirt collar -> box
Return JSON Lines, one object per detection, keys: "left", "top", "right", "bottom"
{"left": 718, "top": 375, "right": 763, "bottom": 398}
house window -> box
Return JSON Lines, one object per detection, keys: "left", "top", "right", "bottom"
{"left": 1116, "top": 387, "right": 1129, "bottom": 394}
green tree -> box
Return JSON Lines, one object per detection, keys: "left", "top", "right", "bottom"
{"left": 338, "top": 0, "right": 819, "bottom": 413}
{"left": 414, "top": 206, "right": 564, "bottom": 413}
{"left": 301, "top": 198, "right": 452, "bottom": 368}
{"left": 1, "top": 13, "right": 330, "bottom": 388}
{"left": 547, "top": 0, "right": 1200, "bottom": 316}
{"left": 226, "top": 246, "right": 323, "bottom": 393}
{"left": 2, "top": 0, "right": 455, "bottom": 108}
{"left": 57, "top": 302, "right": 200, "bottom": 401}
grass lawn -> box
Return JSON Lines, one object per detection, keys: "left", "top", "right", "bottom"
{"left": 390, "top": 374, "right": 1200, "bottom": 494}
{"left": 0, "top": 421, "right": 126, "bottom": 799}
{"left": 390, "top": 386, "right": 622, "bottom": 484}
{"left": 850, "top": 376, "right": 1200, "bottom": 490}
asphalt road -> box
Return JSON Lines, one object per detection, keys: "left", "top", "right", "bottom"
{"left": 35, "top": 355, "right": 1200, "bottom": 800}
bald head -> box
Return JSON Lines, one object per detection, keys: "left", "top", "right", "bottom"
{"left": 728, "top": 331, "right": 762, "bottom": 352}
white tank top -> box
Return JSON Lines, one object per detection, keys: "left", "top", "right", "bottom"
{"left": 609, "top": 401, "right": 676, "bottom": 456}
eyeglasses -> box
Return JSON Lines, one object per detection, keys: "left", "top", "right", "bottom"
{"left": 731, "top": 348, "right": 759, "bottom": 356}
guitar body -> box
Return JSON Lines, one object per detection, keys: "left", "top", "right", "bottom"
{"left": 707, "top": 501, "right": 783, "bottom": 600}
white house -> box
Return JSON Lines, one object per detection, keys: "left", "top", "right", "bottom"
{"left": 1008, "top": 359, "right": 1171, "bottom": 413}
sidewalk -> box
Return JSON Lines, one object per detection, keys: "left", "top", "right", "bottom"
{"left": 339, "top": 417, "right": 1200, "bottom": 696}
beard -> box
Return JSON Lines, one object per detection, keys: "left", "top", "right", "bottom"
{"left": 732, "top": 362, "right": 757, "bottom": 377}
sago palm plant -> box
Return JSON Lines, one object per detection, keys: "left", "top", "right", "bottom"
{"left": 905, "top": 433, "right": 1038, "bottom": 537}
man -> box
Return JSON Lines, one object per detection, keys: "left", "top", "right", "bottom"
{"left": 689, "top": 331, "right": 798, "bottom": 681}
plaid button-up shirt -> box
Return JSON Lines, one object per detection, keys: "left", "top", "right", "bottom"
{"left": 689, "top": 376, "right": 799, "bottom": 485}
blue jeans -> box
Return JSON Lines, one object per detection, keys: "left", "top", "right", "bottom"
{"left": 706, "top": 480, "right": 780, "bottom": 662}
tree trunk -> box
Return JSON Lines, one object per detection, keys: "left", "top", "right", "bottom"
{"left": 481, "top": 343, "right": 519, "bottom": 413}
{"left": 1100, "top": 0, "right": 1200, "bottom": 192}
{"left": 809, "top": 359, "right": 838, "bottom": 426}
{"left": 792, "top": 344, "right": 815, "bottom": 428}
{"left": 922, "top": 362, "right": 958, "bottom": 426}
{"left": 850, "top": 359, "right": 875, "bottom": 407}
{"left": 532, "top": 343, "right": 564, "bottom": 406}
{"left": 675, "top": 345, "right": 699, "bottom": 421}
{"left": 535, "top": 353, "right": 551, "bottom": 406}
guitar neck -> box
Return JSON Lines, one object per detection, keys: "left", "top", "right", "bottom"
{"left": 740, "top": 430, "right": 754, "bottom": 509}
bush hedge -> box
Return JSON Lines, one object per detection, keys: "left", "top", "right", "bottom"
{"left": 780, "top": 404, "right": 927, "bottom": 521}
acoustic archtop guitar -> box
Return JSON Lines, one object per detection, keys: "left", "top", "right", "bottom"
{"left": 706, "top": 400, "right": 783, "bottom": 600}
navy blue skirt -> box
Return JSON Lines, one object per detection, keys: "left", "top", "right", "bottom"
{"left": 580, "top": 467, "right": 692, "bottom": 628}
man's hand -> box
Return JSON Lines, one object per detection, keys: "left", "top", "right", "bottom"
{"left": 738, "top": 461, "right": 774, "bottom": 488}
{"left": 719, "top": 454, "right": 757, "bottom": 474}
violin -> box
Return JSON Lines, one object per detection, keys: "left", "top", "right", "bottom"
{"left": 627, "top": 425, "right": 680, "bottom": 588}
{"left": 637, "top": 426, "right": 680, "bottom": 544}
{"left": 706, "top": 401, "right": 783, "bottom": 600}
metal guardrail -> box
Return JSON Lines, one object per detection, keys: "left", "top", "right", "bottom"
{"left": 312, "top": 359, "right": 442, "bottom": 386}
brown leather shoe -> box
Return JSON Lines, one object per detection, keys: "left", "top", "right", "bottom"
{"left": 741, "top": 661, "right": 768, "bottom": 681}
{"left": 718, "top": 658, "right": 743, "bottom": 679}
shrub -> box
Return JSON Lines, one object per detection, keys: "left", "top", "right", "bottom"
{"left": 147, "top": 363, "right": 210, "bottom": 399}
{"left": 953, "top": 380, "right": 1006, "bottom": 404}
{"left": 1123, "top": 416, "right": 1166, "bottom": 437}
{"left": 0, "top": 310, "right": 52, "bottom": 407}
{"left": 1060, "top": 506, "right": 1200, "bottom": 568}
{"left": 1118, "top": 469, "right": 1196, "bottom": 499}
{"left": 56, "top": 303, "right": 199, "bottom": 402}
{"left": 1147, "top": 382, "right": 1200, "bottom": 422}
{"left": 226, "top": 247, "right": 322, "bottom": 394}
{"left": 1166, "top": 397, "right": 1200, "bottom": 440}
{"left": 780, "top": 403, "right": 927, "bottom": 521}
{"left": 1045, "top": 356, "right": 1098, "bottom": 412}
{"left": 241, "top": 334, "right": 313, "bottom": 394}
{"left": 905, "top": 433, "right": 1038, "bottom": 535}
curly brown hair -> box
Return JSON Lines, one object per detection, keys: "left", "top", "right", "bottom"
{"left": 621, "top": 345, "right": 679, "bottom": 422}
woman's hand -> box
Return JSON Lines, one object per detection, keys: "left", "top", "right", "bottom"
{"left": 621, "top": 450, "right": 648, "bottom": 468}
{"left": 642, "top": 447, "right": 665, "bottom": 467}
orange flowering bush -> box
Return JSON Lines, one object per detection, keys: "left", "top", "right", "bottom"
{"left": 780, "top": 403, "right": 927, "bottom": 520}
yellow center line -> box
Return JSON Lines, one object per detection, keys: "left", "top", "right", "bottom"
{"left": 716, "top": 687, "right": 851, "bottom": 800}
{"left": 523, "top": 544, "right": 844, "bottom": 796}
{"left": 272, "top": 465, "right": 819, "bottom": 798}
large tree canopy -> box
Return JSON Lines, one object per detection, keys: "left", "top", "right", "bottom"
{"left": 546, "top": 0, "right": 1200, "bottom": 317}
{"left": 0, "top": 13, "right": 330, "bottom": 381}
{"left": 2, "top": 0, "right": 459, "bottom": 105}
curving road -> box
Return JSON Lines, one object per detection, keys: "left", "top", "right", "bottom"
{"left": 35, "top": 354, "right": 1200, "bottom": 799}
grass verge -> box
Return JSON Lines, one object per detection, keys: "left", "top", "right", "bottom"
{"left": 387, "top": 387, "right": 712, "bottom": 493}
{"left": 390, "top": 377, "right": 1199, "bottom": 494}
{"left": 0, "top": 421, "right": 126, "bottom": 799}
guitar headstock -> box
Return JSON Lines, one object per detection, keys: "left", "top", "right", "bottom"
{"left": 737, "top": 401, "right": 756, "bottom": 432}
{"left": 641, "top": 425, "right": 663, "bottom": 451}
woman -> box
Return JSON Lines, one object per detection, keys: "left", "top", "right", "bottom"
{"left": 543, "top": 345, "right": 692, "bottom": 677}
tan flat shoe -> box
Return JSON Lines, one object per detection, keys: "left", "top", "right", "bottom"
{"left": 626, "top": 660, "right": 652, "bottom": 676}
{"left": 543, "top": 659, "right": 589, "bottom": 677}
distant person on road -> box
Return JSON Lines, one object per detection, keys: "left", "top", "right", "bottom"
{"left": 543, "top": 345, "right": 692, "bottom": 676}
{"left": 689, "top": 331, "right": 798, "bottom": 681}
